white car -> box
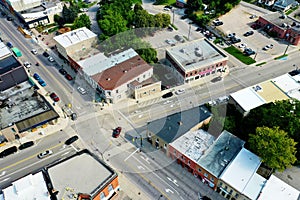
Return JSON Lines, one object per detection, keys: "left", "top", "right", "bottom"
{"left": 38, "top": 150, "right": 53, "bottom": 159}
{"left": 48, "top": 56, "right": 54, "bottom": 62}
{"left": 24, "top": 61, "right": 31, "bottom": 68}
{"left": 163, "top": 7, "right": 170, "bottom": 11}
{"left": 165, "top": 39, "right": 176, "bottom": 45}
{"left": 31, "top": 49, "right": 37, "bottom": 55}
{"left": 263, "top": 44, "right": 273, "bottom": 51}
{"left": 77, "top": 86, "right": 87, "bottom": 95}
{"left": 238, "top": 43, "right": 247, "bottom": 49}
{"left": 175, "top": 89, "right": 185, "bottom": 95}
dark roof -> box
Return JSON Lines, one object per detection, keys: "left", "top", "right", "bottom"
{"left": 0, "top": 55, "right": 21, "bottom": 74}
{"left": 198, "top": 130, "right": 245, "bottom": 178}
{"left": 16, "top": 109, "right": 59, "bottom": 132}
{"left": 148, "top": 106, "right": 212, "bottom": 143}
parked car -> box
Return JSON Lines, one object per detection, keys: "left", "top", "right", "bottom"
{"left": 19, "top": 141, "right": 34, "bottom": 150}
{"left": 238, "top": 43, "right": 247, "bottom": 49}
{"left": 38, "top": 79, "right": 47, "bottom": 87}
{"left": 175, "top": 35, "right": 185, "bottom": 43}
{"left": 59, "top": 68, "right": 67, "bottom": 75}
{"left": 65, "top": 74, "right": 73, "bottom": 81}
{"left": 6, "top": 17, "right": 13, "bottom": 21}
{"left": 6, "top": 42, "right": 13, "bottom": 48}
{"left": 43, "top": 51, "right": 50, "bottom": 57}
{"left": 24, "top": 61, "right": 31, "bottom": 68}
{"left": 31, "top": 49, "right": 38, "bottom": 55}
{"left": 65, "top": 135, "right": 79, "bottom": 145}
{"left": 227, "top": 33, "right": 236, "bottom": 38}
{"left": 244, "top": 31, "right": 254, "bottom": 37}
{"left": 33, "top": 73, "right": 41, "bottom": 80}
{"left": 113, "top": 127, "right": 122, "bottom": 138}
{"left": 50, "top": 92, "right": 60, "bottom": 102}
{"left": 164, "top": 5, "right": 173, "bottom": 10}
{"left": 165, "top": 39, "right": 176, "bottom": 45}
{"left": 175, "top": 89, "right": 185, "bottom": 95}
{"left": 167, "top": 26, "right": 174, "bottom": 32}
{"left": 213, "top": 19, "right": 223, "bottom": 26}
{"left": 263, "top": 44, "right": 274, "bottom": 51}
{"left": 77, "top": 87, "right": 87, "bottom": 95}
{"left": 0, "top": 146, "right": 17, "bottom": 158}
{"left": 162, "top": 92, "right": 173, "bottom": 98}
{"left": 48, "top": 56, "right": 54, "bottom": 62}
{"left": 251, "top": 23, "right": 261, "bottom": 30}
{"left": 38, "top": 150, "right": 53, "bottom": 159}
{"left": 231, "top": 37, "right": 241, "bottom": 44}
{"left": 244, "top": 48, "right": 256, "bottom": 56}
{"left": 163, "top": 7, "right": 171, "bottom": 11}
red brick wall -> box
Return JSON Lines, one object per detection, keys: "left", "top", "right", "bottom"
{"left": 93, "top": 176, "right": 119, "bottom": 200}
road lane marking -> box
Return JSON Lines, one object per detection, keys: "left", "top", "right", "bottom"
{"left": 167, "top": 177, "right": 179, "bottom": 187}
{"left": 0, "top": 171, "right": 5, "bottom": 176}
{"left": 140, "top": 155, "right": 151, "bottom": 164}
{"left": 0, "top": 143, "right": 62, "bottom": 172}
{"left": 165, "top": 188, "right": 174, "bottom": 194}
{"left": 137, "top": 165, "right": 145, "bottom": 170}
{"left": 124, "top": 148, "right": 140, "bottom": 162}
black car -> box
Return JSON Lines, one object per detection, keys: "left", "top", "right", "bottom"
{"left": 19, "top": 141, "right": 34, "bottom": 150}
{"left": 244, "top": 48, "right": 256, "bottom": 56}
{"left": 6, "top": 17, "right": 13, "bottom": 21}
{"left": 0, "top": 146, "right": 17, "bottom": 158}
{"left": 43, "top": 51, "right": 50, "bottom": 57}
{"left": 162, "top": 92, "right": 173, "bottom": 98}
{"left": 231, "top": 37, "right": 241, "bottom": 44}
{"left": 1, "top": 12, "right": 6, "bottom": 17}
{"left": 59, "top": 68, "right": 67, "bottom": 75}
{"left": 244, "top": 31, "right": 254, "bottom": 37}
{"left": 164, "top": 5, "right": 173, "bottom": 9}
{"left": 65, "top": 135, "right": 79, "bottom": 145}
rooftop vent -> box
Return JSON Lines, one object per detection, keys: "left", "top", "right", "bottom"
{"left": 123, "top": 70, "right": 128, "bottom": 73}
{"left": 106, "top": 78, "right": 111, "bottom": 81}
{"left": 178, "top": 121, "right": 183, "bottom": 126}
{"left": 180, "top": 48, "right": 186, "bottom": 53}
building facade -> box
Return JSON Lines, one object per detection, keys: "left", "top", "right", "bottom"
{"left": 165, "top": 38, "right": 228, "bottom": 84}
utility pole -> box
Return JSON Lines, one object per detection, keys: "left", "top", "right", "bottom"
{"left": 188, "top": 23, "right": 191, "bottom": 41}
{"left": 172, "top": 9, "right": 175, "bottom": 25}
{"left": 283, "top": 43, "right": 290, "bottom": 55}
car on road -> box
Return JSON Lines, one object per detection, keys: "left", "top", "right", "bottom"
{"left": 48, "top": 56, "right": 54, "bottom": 62}
{"left": 244, "top": 31, "right": 254, "bottom": 37}
{"left": 211, "top": 76, "right": 223, "bottom": 83}
{"left": 31, "top": 49, "right": 38, "bottom": 55}
{"left": 213, "top": 19, "right": 223, "bottom": 26}
{"left": 65, "top": 74, "right": 73, "bottom": 81}
{"left": 19, "top": 141, "right": 34, "bottom": 150}
{"left": 59, "top": 68, "right": 67, "bottom": 75}
{"left": 24, "top": 61, "right": 31, "bottom": 68}
{"left": 77, "top": 87, "right": 87, "bottom": 95}
{"left": 43, "top": 51, "right": 50, "bottom": 57}
{"left": 164, "top": 5, "right": 172, "bottom": 10}
{"left": 6, "top": 17, "right": 13, "bottom": 21}
{"left": 175, "top": 35, "right": 185, "bottom": 43}
{"left": 6, "top": 42, "right": 13, "bottom": 48}
{"left": 38, "top": 150, "right": 53, "bottom": 159}
{"left": 1, "top": 12, "right": 6, "bottom": 17}
{"left": 50, "top": 92, "right": 60, "bottom": 102}
{"left": 0, "top": 146, "right": 17, "bottom": 158}
{"left": 263, "top": 44, "right": 274, "bottom": 51}
{"left": 163, "top": 7, "right": 171, "bottom": 11}
{"left": 162, "top": 91, "right": 173, "bottom": 98}
{"left": 65, "top": 135, "right": 79, "bottom": 145}
{"left": 113, "top": 127, "right": 122, "bottom": 138}
{"left": 38, "top": 79, "right": 47, "bottom": 87}
{"left": 244, "top": 48, "right": 256, "bottom": 56}
{"left": 175, "top": 89, "right": 185, "bottom": 95}
{"left": 33, "top": 73, "right": 41, "bottom": 80}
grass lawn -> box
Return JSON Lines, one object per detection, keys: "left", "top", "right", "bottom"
{"left": 154, "top": 0, "right": 176, "bottom": 5}
{"left": 224, "top": 46, "right": 256, "bottom": 65}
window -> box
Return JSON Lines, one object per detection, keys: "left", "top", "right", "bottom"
{"left": 198, "top": 168, "right": 202, "bottom": 172}
{"left": 116, "top": 90, "right": 118, "bottom": 93}
{"left": 108, "top": 184, "right": 114, "bottom": 192}
{"left": 194, "top": 71, "right": 197, "bottom": 74}
{"left": 188, "top": 160, "right": 190, "bottom": 165}
{"left": 143, "top": 74, "right": 146, "bottom": 78}
{"left": 234, "top": 194, "right": 239, "bottom": 198}
{"left": 164, "top": 143, "right": 167, "bottom": 149}
{"left": 195, "top": 76, "right": 199, "bottom": 80}
{"left": 204, "top": 173, "right": 208, "bottom": 177}
{"left": 100, "top": 192, "right": 105, "bottom": 200}
{"left": 229, "top": 189, "right": 233, "bottom": 194}
{"left": 210, "top": 177, "right": 214, "bottom": 182}
{"left": 219, "top": 182, "right": 223, "bottom": 186}
{"left": 224, "top": 186, "right": 228, "bottom": 190}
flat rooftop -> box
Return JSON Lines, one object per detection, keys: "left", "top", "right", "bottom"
{"left": 272, "top": 74, "right": 300, "bottom": 94}
{"left": 47, "top": 151, "right": 115, "bottom": 199}
{"left": 0, "top": 55, "right": 21, "bottom": 74}
{"left": 69, "top": 47, "right": 101, "bottom": 62}
{"left": 170, "top": 129, "right": 215, "bottom": 163}
{"left": 258, "top": 175, "right": 300, "bottom": 200}
{"left": 2, "top": 172, "right": 49, "bottom": 200}
{"left": 220, "top": 148, "right": 265, "bottom": 200}
{"left": 198, "top": 130, "right": 245, "bottom": 178}
{"left": 230, "top": 87, "right": 266, "bottom": 112}
{"left": 148, "top": 105, "right": 212, "bottom": 144}
{"left": 257, "top": 81, "right": 289, "bottom": 103}
{"left": 261, "top": 12, "right": 300, "bottom": 33}
{"left": 0, "top": 81, "right": 58, "bottom": 131}
{"left": 166, "top": 38, "right": 228, "bottom": 72}
{"left": 81, "top": 48, "right": 137, "bottom": 76}
{"left": 54, "top": 27, "right": 97, "bottom": 48}
{"left": 0, "top": 42, "right": 11, "bottom": 59}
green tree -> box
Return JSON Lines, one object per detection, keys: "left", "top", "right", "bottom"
{"left": 73, "top": 14, "right": 92, "bottom": 29}
{"left": 54, "top": 14, "right": 64, "bottom": 27}
{"left": 62, "top": 5, "right": 78, "bottom": 23}
{"left": 249, "top": 126, "right": 297, "bottom": 172}
{"left": 187, "top": 0, "right": 203, "bottom": 11}
{"left": 136, "top": 47, "right": 157, "bottom": 63}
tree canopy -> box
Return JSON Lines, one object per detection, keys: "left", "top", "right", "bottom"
{"left": 249, "top": 126, "right": 297, "bottom": 171}
{"left": 73, "top": 14, "right": 91, "bottom": 29}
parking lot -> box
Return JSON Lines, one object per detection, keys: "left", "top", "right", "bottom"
{"left": 217, "top": 2, "right": 298, "bottom": 62}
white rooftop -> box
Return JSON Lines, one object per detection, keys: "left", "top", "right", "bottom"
{"left": 169, "top": 129, "right": 215, "bottom": 162}
{"left": 272, "top": 74, "right": 300, "bottom": 94}
{"left": 230, "top": 87, "right": 266, "bottom": 112}
{"left": 0, "top": 42, "right": 12, "bottom": 58}
{"left": 81, "top": 48, "right": 138, "bottom": 76}
{"left": 54, "top": 27, "right": 97, "bottom": 48}
{"left": 3, "top": 172, "right": 50, "bottom": 200}
{"left": 220, "top": 148, "right": 264, "bottom": 199}
{"left": 258, "top": 175, "right": 300, "bottom": 200}
{"left": 166, "top": 38, "right": 227, "bottom": 72}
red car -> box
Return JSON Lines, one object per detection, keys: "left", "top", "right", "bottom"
{"left": 50, "top": 92, "right": 60, "bottom": 102}
{"left": 65, "top": 74, "right": 73, "bottom": 81}
{"left": 113, "top": 127, "right": 122, "bottom": 138}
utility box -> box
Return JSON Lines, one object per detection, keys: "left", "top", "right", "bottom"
{"left": 62, "top": 106, "right": 77, "bottom": 121}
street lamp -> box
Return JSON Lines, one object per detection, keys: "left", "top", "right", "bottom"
{"left": 188, "top": 23, "right": 192, "bottom": 41}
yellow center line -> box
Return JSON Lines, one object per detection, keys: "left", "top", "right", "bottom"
{"left": 0, "top": 143, "right": 63, "bottom": 172}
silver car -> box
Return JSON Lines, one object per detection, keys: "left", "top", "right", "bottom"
{"left": 38, "top": 150, "right": 53, "bottom": 159}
